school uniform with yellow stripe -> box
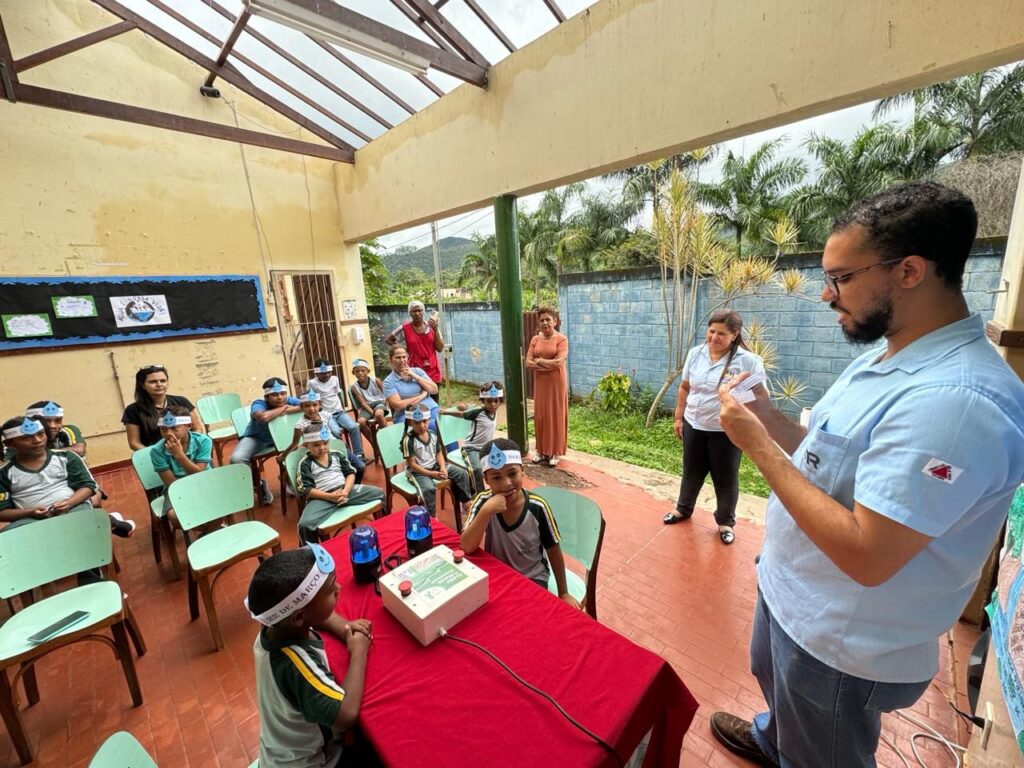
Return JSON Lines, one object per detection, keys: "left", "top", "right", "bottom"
{"left": 254, "top": 628, "right": 345, "bottom": 768}
{"left": 465, "top": 489, "right": 561, "bottom": 589}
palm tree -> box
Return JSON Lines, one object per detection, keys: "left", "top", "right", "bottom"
{"left": 606, "top": 148, "right": 718, "bottom": 223}
{"left": 457, "top": 234, "right": 499, "bottom": 300}
{"left": 787, "top": 126, "right": 904, "bottom": 246}
{"left": 521, "top": 183, "right": 583, "bottom": 301}
{"left": 557, "top": 192, "right": 634, "bottom": 272}
{"left": 874, "top": 64, "right": 1024, "bottom": 161}
{"left": 695, "top": 137, "right": 807, "bottom": 257}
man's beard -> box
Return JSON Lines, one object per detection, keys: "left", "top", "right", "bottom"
{"left": 832, "top": 296, "right": 893, "bottom": 344}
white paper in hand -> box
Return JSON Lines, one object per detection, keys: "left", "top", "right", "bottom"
{"left": 729, "top": 372, "right": 767, "bottom": 404}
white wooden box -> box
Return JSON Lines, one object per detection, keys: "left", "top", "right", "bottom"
{"left": 380, "top": 545, "right": 489, "bottom": 645}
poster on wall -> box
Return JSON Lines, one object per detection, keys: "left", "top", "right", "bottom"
{"left": 2, "top": 313, "right": 52, "bottom": 338}
{"left": 0, "top": 275, "right": 267, "bottom": 351}
{"left": 52, "top": 295, "right": 97, "bottom": 319}
{"left": 110, "top": 295, "right": 172, "bottom": 328}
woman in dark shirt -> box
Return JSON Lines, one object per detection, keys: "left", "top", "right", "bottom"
{"left": 122, "top": 365, "right": 202, "bottom": 450}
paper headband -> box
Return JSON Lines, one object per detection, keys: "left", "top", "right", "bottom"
{"left": 298, "top": 389, "right": 320, "bottom": 403}
{"left": 159, "top": 411, "right": 192, "bottom": 428}
{"left": 301, "top": 425, "right": 332, "bottom": 444}
{"left": 315, "top": 363, "right": 333, "bottom": 374}
{"left": 479, "top": 384, "right": 504, "bottom": 399}
{"left": 351, "top": 358, "right": 370, "bottom": 371}
{"left": 2, "top": 417, "right": 45, "bottom": 441}
{"left": 486, "top": 443, "right": 522, "bottom": 470}
{"left": 25, "top": 401, "right": 63, "bottom": 418}
{"left": 405, "top": 406, "right": 430, "bottom": 422}
{"left": 247, "top": 544, "right": 336, "bottom": 626}
{"left": 263, "top": 381, "right": 288, "bottom": 395}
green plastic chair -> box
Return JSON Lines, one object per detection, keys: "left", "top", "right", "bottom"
{"left": 168, "top": 464, "right": 281, "bottom": 651}
{"left": 196, "top": 393, "right": 242, "bottom": 466}
{"left": 278, "top": 436, "right": 347, "bottom": 517}
{"left": 231, "top": 405, "right": 279, "bottom": 505}
{"left": 0, "top": 507, "right": 146, "bottom": 765}
{"left": 269, "top": 411, "right": 308, "bottom": 516}
{"left": 377, "top": 423, "right": 462, "bottom": 531}
{"left": 437, "top": 413, "right": 474, "bottom": 479}
{"left": 89, "top": 731, "right": 157, "bottom": 768}
{"left": 529, "top": 487, "right": 606, "bottom": 619}
{"left": 284, "top": 447, "right": 381, "bottom": 542}
{"left": 131, "top": 445, "right": 182, "bottom": 579}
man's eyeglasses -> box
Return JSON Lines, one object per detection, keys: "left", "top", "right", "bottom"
{"left": 823, "top": 258, "right": 904, "bottom": 297}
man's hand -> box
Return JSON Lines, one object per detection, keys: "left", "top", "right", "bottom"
{"left": 719, "top": 378, "right": 772, "bottom": 454}
{"left": 438, "top": 466, "right": 448, "bottom": 479}
{"left": 560, "top": 592, "right": 581, "bottom": 609}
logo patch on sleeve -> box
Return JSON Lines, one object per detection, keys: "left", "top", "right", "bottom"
{"left": 921, "top": 458, "right": 963, "bottom": 484}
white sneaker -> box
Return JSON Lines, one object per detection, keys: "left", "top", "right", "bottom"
{"left": 530, "top": 452, "right": 546, "bottom": 464}
{"left": 548, "top": 456, "right": 560, "bottom": 467}
{"left": 260, "top": 480, "right": 274, "bottom": 506}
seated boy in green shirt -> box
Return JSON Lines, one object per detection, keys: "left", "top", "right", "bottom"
{"left": 247, "top": 545, "right": 375, "bottom": 768}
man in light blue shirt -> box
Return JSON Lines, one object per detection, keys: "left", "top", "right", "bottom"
{"left": 710, "top": 182, "right": 1024, "bottom": 767}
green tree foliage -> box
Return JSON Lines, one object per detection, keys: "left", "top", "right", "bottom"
{"left": 456, "top": 234, "right": 499, "bottom": 300}
{"left": 695, "top": 137, "right": 807, "bottom": 257}
{"left": 874, "top": 63, "right": 1024, "bottom": 161}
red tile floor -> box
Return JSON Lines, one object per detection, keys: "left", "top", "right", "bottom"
{"left": 0, "top": 453, "right": 977, "bottom": 767}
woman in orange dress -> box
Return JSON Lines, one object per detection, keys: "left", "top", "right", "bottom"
{"left": 525, "top": 306, "right": 569, "bottom": 466}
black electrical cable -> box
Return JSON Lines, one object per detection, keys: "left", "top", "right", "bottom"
{"left": 441, "top": 630, "right": 625, "bottom": 767}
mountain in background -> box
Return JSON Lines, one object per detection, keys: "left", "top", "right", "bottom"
{"left": 383, "top": 236, "right": 476, "bottom": 274}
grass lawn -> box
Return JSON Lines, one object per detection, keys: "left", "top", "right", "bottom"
{"left": 442, "top": 381, "right": 771, "bottom": 498}
{"left": 568, "top": 404, "right": 772, "bottom": 498}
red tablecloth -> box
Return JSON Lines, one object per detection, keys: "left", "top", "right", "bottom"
{"left": 321, "top": 514, "right": 698, "bottom": 767}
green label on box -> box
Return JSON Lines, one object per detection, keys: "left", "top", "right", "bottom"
{"left": 409, "top": 557, "right": 468, "bottom": 594}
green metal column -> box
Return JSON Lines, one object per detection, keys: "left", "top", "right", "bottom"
{"left": 494, "top": 194, "right": 527, "bottom": 450}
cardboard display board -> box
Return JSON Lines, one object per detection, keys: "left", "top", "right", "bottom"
{"left": 0, "top": 275, "right": 267, "bottom": 351}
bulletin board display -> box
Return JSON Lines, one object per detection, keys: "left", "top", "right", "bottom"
{"left": 0, "top": 275, "right": 268, "bottom": 351}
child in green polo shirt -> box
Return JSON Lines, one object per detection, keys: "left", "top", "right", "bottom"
{"left": 247, "top": 545, "right": 375, "bottom": 768}
{"left": 151, "top": 405, "right": 213, "bottom": 531}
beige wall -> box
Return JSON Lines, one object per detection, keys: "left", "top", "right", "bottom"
{"left": 0, "top": 0, "right": 372, "bottom": 466}
{"left": 336, "top": 0, "right": 1024, "bottom": 241}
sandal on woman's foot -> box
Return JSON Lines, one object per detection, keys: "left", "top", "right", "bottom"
{"left": 530, "top": 452, "right": 548, "bottom": 464}
{"left": 547, "top": 456, "right": 560, "bottom": 467}
{"left": 109, "top": 513, "right": 136, "bottom": 538}
{"left": 719, "top": 528, "right": 735, "bottom": 544}
{"left": 663, "top": 511, "right": 690, "bottom": 525}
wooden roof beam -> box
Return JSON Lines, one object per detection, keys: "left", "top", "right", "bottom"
{"left": 204, "top": 8, "right": 250, "bottom": 89}
{"left": 402, "top": 0, "right": 490, "bottom": 68}
{"left": 0, "top": 13, "right": 18, "bottom": 101}
{"left": 15, "top": 83, "right": 352, "bottom": 161}
{"left": 543, "top": 0, "right": 567, "bottom": 23}
{"left": 90, "top": 0, "right": 355, "bottom": 153}
{"left": 267, "top": 0, "right": 487, "bottom": 85}
{"left": 204, "top": 2, "right": 394, "bottom": 129}
{"left": 142, "top": 0, "right": 372, "bottom": 142}
{"left": 463, "top": 0, "right": 516, "bottom": 54}
{"left": 14, "top": 20, "right": 135, "bottom": 73}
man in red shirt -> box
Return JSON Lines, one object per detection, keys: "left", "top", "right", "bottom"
{"left": 385, "top": 300, "right": 445, "bottom": 383}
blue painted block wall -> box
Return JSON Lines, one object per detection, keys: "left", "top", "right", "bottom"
{"left": 370, "top": 239, "right": 1006, "bottom": 415}
{"left": 367, "top": 302, "right": 505, "bottom": 386}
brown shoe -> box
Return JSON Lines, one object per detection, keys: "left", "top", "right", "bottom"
{"left": 710, "top": 712, "right": 779, "bottom": 766}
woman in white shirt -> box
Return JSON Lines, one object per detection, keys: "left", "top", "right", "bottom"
{"left": 664, "top": 310, "right": 765, "bottom": 544}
